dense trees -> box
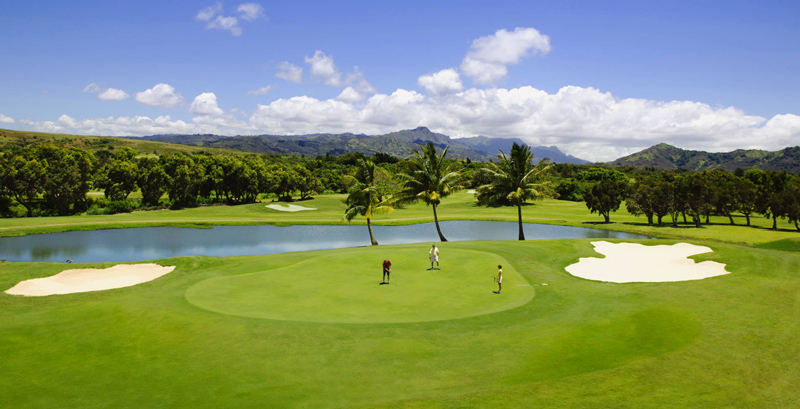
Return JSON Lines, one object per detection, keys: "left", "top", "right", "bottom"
{"left": 476, "top": 142, "right": 554, "bottom": 240}
{"left": 394, "top": 143, "right": 462, "bottom": 242}
{"left": 1, "top": 140, "right": 798, "bottom": 236}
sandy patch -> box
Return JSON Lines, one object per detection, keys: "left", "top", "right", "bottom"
{"left": 467, "top": 189, "right": 477, "bottom": 194}
{"left": 5, "top": 264, "right": 176, "bottom": 296}
{"left": 265, "top": 204, "right": 317, "bottom": 212}
{"left": 565, "top": 241, "right": 729, "bottom": 283}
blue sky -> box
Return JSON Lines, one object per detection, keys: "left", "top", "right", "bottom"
{"left": 1, "top": 0, "right": 798, "bottom": 161}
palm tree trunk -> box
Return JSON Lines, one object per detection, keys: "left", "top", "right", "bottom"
{"left": 432, "top": 204, "right": 447, "bottom": 242}
{"left": 367, "top": 217, "right": 378, "bottom": 246}
{"left": 517, "top": 205, "right": 525, "bottom": 240}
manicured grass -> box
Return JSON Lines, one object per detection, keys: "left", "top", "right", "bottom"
{"left": 2, "top": 191, "right": 799, "bottom": 246}
{"left": 186, "top": 246, "right": 533, "bottom": 323}
{"left": 2, "top": 239, "right": 799, "bottom": 407}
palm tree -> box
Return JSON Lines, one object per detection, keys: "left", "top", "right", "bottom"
{"left": 477, "top": 142, "right": 554, "bottom": 240}
{"left": 343, "top": 158, "right": 393, "bottom": 245}
{"left": 394, "top": 143, "right": 461, "bottom": 242}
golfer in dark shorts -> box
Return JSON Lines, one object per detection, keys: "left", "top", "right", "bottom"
{"left": 382, "top": 259, "right": 391, "bottom": 284}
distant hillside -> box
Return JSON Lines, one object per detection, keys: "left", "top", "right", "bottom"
{"left": 607, "top": 143, "right": 800, "bottom": 173}
{"left": 0, "top": 128, "right": 244, "bottom": 156}
{"left": 137, "top": 127, "right": 590, "bottom": 164}
{"left": 457, "top": 136, "right": 589, "bottom": 164}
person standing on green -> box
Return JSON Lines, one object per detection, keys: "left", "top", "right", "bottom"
{"left": 382, "top": 259, "right": 392, "bottom": 284}
{"left": 429, "top": 244, "right": 440, "bottom": 270}
{"left": 495, "top": 265, "right": 503, "bottom": 294}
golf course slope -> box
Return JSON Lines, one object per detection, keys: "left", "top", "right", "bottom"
{"left": 186, "top": 246, "right": 533, "bottom": 323}
{"left": 2, "top": 239, "right": 799, "bottom": 408}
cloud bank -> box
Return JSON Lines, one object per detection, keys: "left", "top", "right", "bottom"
{"left": 18, "top": 85, "right": 800, "bottom": 161}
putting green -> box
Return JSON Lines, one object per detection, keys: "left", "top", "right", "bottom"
{"left": 186, "top": 246, "right": 534, "bottom": 323}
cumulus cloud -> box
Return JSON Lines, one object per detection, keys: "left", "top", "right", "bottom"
{"left": 17, "top": 85, "right": 800, "bottom": 162}
{"left": 237, "top": 3, "right": 265, "bottom": 20}
{"left": 305, "top": 50, "right": 342, "bottom": 86}
{"left": 246, "top": 85, "right": 275, "bottom": 96}
{"left": 0, "top": 113, "right": 15, "bottom": 124}
{"left": 275, "top": 62, "right": 303, "bottom": 83}
{"left": 418, "top": 69, "right": 464, "bottom": 95}
{"left": 135, "top": 83, "right": 184, "bottom": 108}
{"left": 98, "top": 88, "right": 130, "bottom": 101}
{"left": 461, "top": 27, "right": 551, "bottom": 84}
{"left": 189, "top": 92, "right": 224, "bottom": 115}
{"left": 83, "top": 83, "right": 130, "bottom": 101}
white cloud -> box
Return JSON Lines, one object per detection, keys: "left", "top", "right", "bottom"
{"left": 461, "top": 27, "right": 551, "bottom": 84}
{"left": 335, "top": 87, "right": 364, "bottom": 103}
{"left": 246, "top": 85, "right": 275, "bottom": 96}
{"left": 275, "top": 61, "right": 303, "bottom": 83}
{"left": 418, "top": 69, "right": 464, "bottom": 95}
{"left": 189, "top": 92, "right": 224, "bottom": 115}
{"left": 17, "top": 85, "right": 800, "bottom": 162}
{"left": 305, "top": 50, "right": 342, "bottom": 86}
{"left": 97, "top": 88, "right": 130, "bottom": 101}
{"left": 207, "top": 15, "right": 242, "bottom": 36}
{"left": 196, "top": 2, "right": 222, "bottom": 21}
{"left": 82, "top": 83, "right": 101, "bottom": 93}
{"left": 135, "top": 83, "right": 184, "bottom": 108}
{"left": 237, "top": 3, "right": 264, "bottom": 20}
{"left": 0, "top": 113, "right": 15, "bottom": 124}
{"left": 83, "top": 83, "right": 130, "bottom": 101}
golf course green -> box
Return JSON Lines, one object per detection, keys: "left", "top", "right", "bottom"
{"left": 2, "top": 193, "right": 800, "bottom": 407}
{"left": 186, "top": 246, "right": 533, "bottom": 323}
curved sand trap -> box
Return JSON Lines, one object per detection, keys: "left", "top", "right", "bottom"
{"left": 5, "top": 264, "right": 176, "bottom": 296}
{"left": 565, "top": 241, "right": 729, "bottom": 283}
{"left": 265, "top": 204, "right": 317, "bottom": 212}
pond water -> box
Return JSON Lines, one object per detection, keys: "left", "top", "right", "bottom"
{"left": 0, "top": 221, "right": 651, "bottom": 263}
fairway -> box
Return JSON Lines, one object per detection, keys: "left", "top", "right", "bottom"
{"left": 186, "top": 246, "right": 533, "bottom": 323}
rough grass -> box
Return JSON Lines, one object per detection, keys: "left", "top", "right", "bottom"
{"left": 2, "top": 239, "right": 799, "bottom": 408}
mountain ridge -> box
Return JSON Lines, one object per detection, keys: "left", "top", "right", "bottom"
{"left": 606, "top": 143, "right": 800, "bottom": 173}
{"left": 134, "top": 127, "right": 590, "bottom": 164}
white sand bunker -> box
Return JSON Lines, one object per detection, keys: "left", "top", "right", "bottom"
{"left": 565, "top": 241, "right": 729, "bottom": 283}
{"left": 265, "top": 204, "right": 317, "bottom": 212}
{"left": 467, "top": 189, "right": 477, "bottom": 194}
{"left": 5, "top": 264, "right": 176, "bottom": 297}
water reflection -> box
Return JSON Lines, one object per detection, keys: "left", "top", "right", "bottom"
{"left": 0, "top": 221, "right": 651, "bottom": 263}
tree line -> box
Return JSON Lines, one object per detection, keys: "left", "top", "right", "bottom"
{"left": 0, "top": 144, "right": 397, "bottom": 217}
{"left": 579, "top": 167, "right": 800, "bottom": 231}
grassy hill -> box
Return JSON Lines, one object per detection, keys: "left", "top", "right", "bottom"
{"left": 607, "top": 143, "right": 800, "bottom": 173}
{"left": 0, "top": 128, "right": 246, "bottom": 156}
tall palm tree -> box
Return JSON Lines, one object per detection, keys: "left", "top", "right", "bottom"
{"left": 343, "top": 158, "right": 393, "bottom": 245}
{"left": 394, "top": 143, "right": 461, "bottom": 242}
{"left": 477, "top": 142, "right": 554, "bottom": 240}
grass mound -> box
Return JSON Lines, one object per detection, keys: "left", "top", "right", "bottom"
{"left": 186, "top": 245, "right": 534, "bottom": 323}
{"left": 753, "top": 237, "right": 800, "bottom": 252}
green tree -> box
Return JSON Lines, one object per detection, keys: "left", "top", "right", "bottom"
{"left": 343, "top": 158, "right": 394, "bottom": 245}
{"left": 625, "top": 177, "right": 658, "bottom": 225}
{"left": 6, "top": 153, "right": 47, "bottom": 217}
{"left": 585, "top": 180, "right": 626, "bottom": 223}
{"left": 162, "top": 154, "right": 203, "bottom": 208}
{"left": 476, "top": 142, "right": 554, "bottom": 240}
{"left": 394, "top": 143, "right": 461, "bottom": 242}
{"left": 733, "top": 176, "right": 758, "bottom": 226}
{"left": 137, "top": 157, "right": 168, "bottom": 207}
{"left": 784, "top": 176, "right": 800, "bottom": 231}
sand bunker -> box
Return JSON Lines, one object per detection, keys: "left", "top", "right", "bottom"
{"left": 265, "top": 204, "right": 317, "bottom": 212}
{"left": 565, "top": 241, "right": 729, "bottom": 283}
{"left": 5, "top": 264, "right": 176, "bottom": 296}
{"left": 467, "top": 189, "right": 477, "bottom": 194}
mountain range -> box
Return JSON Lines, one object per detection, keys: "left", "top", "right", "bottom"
{"left": 606, "top": 143, "right": 800, "bottom": 173}
{"left": 135, "top": 127, "right": 590, "bottom": 164}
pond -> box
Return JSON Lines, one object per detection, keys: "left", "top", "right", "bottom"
{"left": 0, "top": 221, "right": 651, "bottom": 263}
